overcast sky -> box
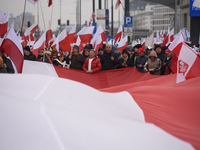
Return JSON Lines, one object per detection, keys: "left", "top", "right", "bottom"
{"left": 1, "top": 0, "right": 124, "bottom": 31}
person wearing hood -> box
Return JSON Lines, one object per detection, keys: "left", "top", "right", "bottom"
{"left": 23, "top": 46, "right": 36, "bottom": 61}
{"left": 144, "top": 51, "right": 161, "bottom": 75}
{"left": 155, "top": 44, "right": 166, "bottom": 75}
{"left": 135, "top": 48, "right": 149, "bottom": 72}
{"left": 66, "top": 45, "right": 85, "bottom": 70}
{"left": 0, "top": 56, "right": 7, "bottom": 73}
{"left": 117, "top": 49, "right": 133, "bottom": 69}
{"left": 82, "top": 49, "right": 101, "bottom": 73}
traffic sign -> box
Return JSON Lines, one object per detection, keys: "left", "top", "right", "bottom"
{"left": 124, "top": 16, "right": 133, "bottom": 27}
{"left": 124, "top": 27, "right": 133, "bottom": 37}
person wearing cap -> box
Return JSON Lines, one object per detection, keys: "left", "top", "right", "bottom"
{"left": 154, "top": 44, "right": 166, "bottom": 75}
{"left": 144, "top": 51, "right": 161, "bottom": 75}
{"left": 97, "top": 47, "right": 104, "bottom": 60}
{"left": 82, "top": 49, "right": 101, "bottom": 73}
{"left": 135, "top": 48, "right": 149, "bottom": 72}
{"left": 82, "top": 45, "right": 90, "bottom": 59}
{"left": 131, "top": 44, "right": 142, "bottom": 66}
{"left": 163, "top": 49, "right": 173, "bottom": 75}
{"left": 24, "top": 46, "right": 36, "bottom": 61}
{"left": 101, "top": 43, "right": 118, "bottom": 71}
{"left": 0, "top": 50, "right": 14, "bottom": 73}
{"left": 0, "top": 56, "right": 7, "bottom": 73}
{"left": 65, "top": 45, "right": 85, "bottom": 70}
{"left": 117, "top": 49, "right": 133, "bottom": 69}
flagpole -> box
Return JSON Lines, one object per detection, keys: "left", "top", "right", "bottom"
{"left": 118, "top": 6, "right": 120, "bottom": 27}
{"left": 120, "top": 2, "right": 125, "bottom": 11}
{"left": 21, "top": 0, "right": 27, "bottom": 35}
{"left": 40, "top": 0, "right": 46, "bottom": 30}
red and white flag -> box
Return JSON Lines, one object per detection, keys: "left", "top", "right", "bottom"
{"left": 114, "top": 25, "right": 123, "bottom": 45}
{"left": 95, "top": 33, "right": 103, "bottom": 55}
{"left": 46, "top": 21, "right": 53, "bottom": 48}
{"left": 77, "top": 26, "right": 94, "bottom": 44}
{"left": 25, "top": 22, "right": 38, "bottom": 37}
{"left": 27, "top": 0, "right": 38, "bottom": 5}
{"left": 174, "top": 42, "right": 200, "bottom": 83}
{"left": 31, "top": 31, "right": 46, "bottom": 56}
{"left": 0, "top": 27, "right": 24, "bottom": 73}
{"left": 90, "top": 24, "right": 106, "bottom": 48}
{"left": 0, "top": 9, "right": 9, "bottom": 38}
{"left": 52, "top": 28, "right": 67, "bottom": 52}
{"left": 145, "top": 32, "right": 154, "bottom": 47}
{"left": 115, "top": 0, "right": 122, "bottom": 10}
{"left": 74, "top": 35, "right": 83, "bottom": 52}
{"left": 61, "top": 24, "right": 76, "bottom": 51}
{"left": 162, "top": 27, "right": 173, "bottom": 46}
{"left": 117, "top": 35, "right": 128, "bottom": 54}
{"left": 48, "top": 0, "right": 52, "bottom": 7}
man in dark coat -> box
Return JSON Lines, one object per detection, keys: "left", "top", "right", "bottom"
{"left": 135, "top": 48, "right": 149, "bottom": 72}
{"left": 23, "top": 46, "right": 36, "bottom": 61}
{"left": 154, "top": 44, "right": 166, "bottom": 75}
{"left": 0, "top": 51, "right": 14, "bottom": 73}
{"left": 100, "top": 44, "right": 118, "bottom": 71}
{"left": 65, "top": 45, "right": 85, "bottom": 70}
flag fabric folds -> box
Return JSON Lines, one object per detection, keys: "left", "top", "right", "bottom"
{"left": 0, "top": 27, "right": 24, "bottom": 73}
{"left": 115, "top": 0, "right": 122, "bottom": 9}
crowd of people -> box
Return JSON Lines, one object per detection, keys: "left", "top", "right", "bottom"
{"left": 0, "top": 41, "right": 199, "bottom": 75}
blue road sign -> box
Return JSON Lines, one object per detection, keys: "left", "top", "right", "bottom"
{"left": 190, "top": 0, "right": 200, "bottom": 17}
{"left": 105, "top": 9, "right": 109, "bottom": 30}
{"left": 124, "top": 16, "right": 133, "bottom": 27}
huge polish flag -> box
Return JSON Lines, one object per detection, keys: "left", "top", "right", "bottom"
{"left": 77, "top": 26, "right": 94, "bottom": 44}
{"left": 2, "top": 60, "right": 198, "bottom": 149}
{"left": 0, "top": 27, "right": 24, "bottom": 73}
{"left": 114, "top": 25, "right": 123, "bottom": 44}
{"left": 31, "top": 31, "right": 46, "bottom": 56}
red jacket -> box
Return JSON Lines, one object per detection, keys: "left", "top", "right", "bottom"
{"left": 82, "top": 57, "right": 102, "bottom": 73}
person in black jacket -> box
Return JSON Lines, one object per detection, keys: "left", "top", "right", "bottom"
{"left": 0, "top": 51, "right": 14, "bottom": 73}
{"left": 154, "top": 44, "right": 166, "bottom": 75}
{"left": 100, "top": 44, "right": 118, "bottom": 71}
{"left": 135, "top": 48, "right": 149, "bottom": 72}
{"left": 117, "top": 49, "right": 133, "bottom": 69}
{"left": 23, "top": 46, "right": 36, "bottom": 61}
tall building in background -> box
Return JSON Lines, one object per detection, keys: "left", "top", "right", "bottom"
{"left": 152, "top": 5, "right": 175, "bottom": 31}
{"left": 130, "top": 4, "right": 156, "bottom": 30}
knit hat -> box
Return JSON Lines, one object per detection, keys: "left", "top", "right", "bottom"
{"left": 98, "top": 47, "right": 104, "bottom": 52}
{"left": 154, "top": 44, "right": 161, "bottom": 50}
{"left": 138, "top": 48, "right": 144, "bottom": 53}
{"left": 122, "top": 49, "right": 128, "bottom": 54}
{"left": 135, "top": 44, "right": 142, "bottom": 49}
{"left": 51, "top": 49, "right": 57, "bottom": 54}
{"left": 24, "top": 46, "right": 30, "bottom": 51}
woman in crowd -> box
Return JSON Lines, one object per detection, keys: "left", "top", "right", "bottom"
{"left": 117, "top": 49, "right": 133, "bottom": 69}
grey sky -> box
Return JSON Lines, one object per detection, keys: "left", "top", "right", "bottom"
{"left": 1, "top": 0, "right": 124, "bottom": 31}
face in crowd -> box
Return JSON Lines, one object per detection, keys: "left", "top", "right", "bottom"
{"left": 89, "top": 50, "right": 95, "bottom": 58}
{"left": 73, "top": 47, "right": 79, "bottom": 54}
{"left": 106, "top": 45, "right": 112, "bottom": 54}
{"left": 155, "top": 47, "right": 162, "bottom": 54}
